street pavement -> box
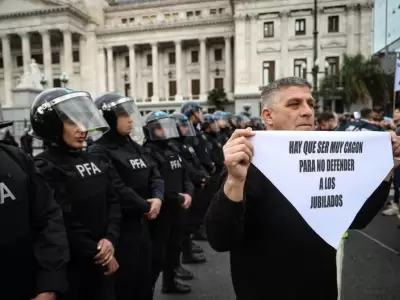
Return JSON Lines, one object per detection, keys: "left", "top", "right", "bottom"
{"left": 155, "top": 193, "right": 400, "bottom": 300}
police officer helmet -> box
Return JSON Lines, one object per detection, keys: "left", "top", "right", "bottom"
{"left": 213, "top": 111, "right": 230, "bottom": 128}
{"left": 30, "top": 88, "right": 109, "bottom": 143}
{"left": 143, "top": 111, "right": 180, "bottom": 141}
{"left": 180, "top": 101, "right": 203, "bottom": 122}
{"left": 94, "top": 92, "right": 145, "bottom": 144}
{"left": 201, "top": 114, "right": 219, "bottom": 131}
{"left": 169, "top": 113, "right": 196, "bottom": 137}
{"left": 0, "top": 105, "right": 12, "bottom": 129}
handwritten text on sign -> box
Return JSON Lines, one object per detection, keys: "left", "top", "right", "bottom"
{"left": 289, "top": 140, "right": 363, "bottom": 210}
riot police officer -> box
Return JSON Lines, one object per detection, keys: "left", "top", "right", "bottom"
{"left": 201, "top": 114, "right": 225, "bottom": 174}
{"left": 169, "top": 113, "right": 208, "bottom": 264}
{"left": 89, "top": 92, "right": 163, "bottom": 300}
{"left": 143, "top": 111, "right": 194, "bottom": 294}
{"left": 180, "top": 102, "right": 213, "bottom": 247}
{"left": 212, "top": 111, "right": 230, "bottom": 144}
{"left": 0, "top": 112, "right": 69, "bottom": 300}
{"left": 30, "top": 88, "right": 121, "bottom": 300}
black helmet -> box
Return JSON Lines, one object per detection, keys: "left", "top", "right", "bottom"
{"left": 201, "top": 113, "right": 219, "bottom": 131}
{"left": 169, "top": 113, "right": 196, "bottom": 137}
{"left": 0, "top": 104, "right": 12, "bottom": 129}
{"left": 180, "top": 101, "right": 203, "bottom": 121}
{"left": 143, "top": 111, "right": 180, "bottom": 141}
{"left": 94, "top": 92, "right": 144, "bottom": 144}
{"left": 30, "top": 88, "right": 109, "bottom": 143}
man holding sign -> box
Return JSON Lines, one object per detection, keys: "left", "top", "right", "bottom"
{"left": 205, "top": 77, "right": 400, "bottom": 300}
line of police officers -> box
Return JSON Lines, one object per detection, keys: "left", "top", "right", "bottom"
{"left": 0, "top": 87, "right": 265, "bottom": 300}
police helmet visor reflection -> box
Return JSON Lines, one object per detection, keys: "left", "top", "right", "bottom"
{"left": 112, "top": 99, "right": 145, "bottom": 145}
{"left": 147, "top": 118, "right": 180, "bottom": 141}
{"left": 177, "top": 119, "right": 196, "bottom": 137}
{"left": 53, "top": 93, "right": 109, "bottom": 141}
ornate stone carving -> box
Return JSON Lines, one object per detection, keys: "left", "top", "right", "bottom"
{"left": 15, "top": 59, "right": 43, "bottom": 90}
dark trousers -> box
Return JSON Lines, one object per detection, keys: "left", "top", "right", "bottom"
{"left": 115, "top": 220, "right": 152, "bottom": 300}
{"left": 394, "top": 168, "right": 400, "bottom": 204}
{"left": 62, "top": 262, "right": 115, "bottom": 300}
{"left": 149, "top": 205, "right": 186, "bottom": 285}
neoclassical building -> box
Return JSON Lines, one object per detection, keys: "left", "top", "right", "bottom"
{"left": 0, "top": 0, "right": 373, "bottom": 117}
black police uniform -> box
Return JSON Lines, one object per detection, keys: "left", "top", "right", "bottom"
{"left": 30, "top": 88, "right": 121, "bottom": 300}
{"left": 143, "top": 111, "right": 194, "bottom": 294}
{"left": 180, "top": 102, "right": 214, "bottom": 246}
{"left": 212, "top": 111, "right": 230, "bottom": 144}
{"left": 89, "top": 92, "right": 164, "bottom": 300}
{"left": 0, "top": 141, "right": 69, "bottom": 300}
{"left": 169, "top": 113, "right": 208, "bottom": 261}
{"left": 202, "top": 114, "right": 225, "bottom": 174}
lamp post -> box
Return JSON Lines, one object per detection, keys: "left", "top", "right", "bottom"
{"left": 302, "top": 59, "right": 329, "bottom": 109}
{"left": 40, "top": 74, "right": 47, "bottom": 89}
{"left": 59, "top": 72, "right": 68, "bottom": 88}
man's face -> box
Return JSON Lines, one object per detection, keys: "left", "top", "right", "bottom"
{"left": 319, "top": 118, "right": 338, "bottom": 131}
{"left": 261, "top": 85, "right": 315, "bottom": 131}
{"left": 394, "top": 109, "right": 400, "bottom": 122}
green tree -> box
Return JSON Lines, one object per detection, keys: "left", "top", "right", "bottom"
{"left": 207, "top": 88, "right": 228, "bottom": 110}
{"left": 319, "top": 54, "right": 392, "bottom": 111}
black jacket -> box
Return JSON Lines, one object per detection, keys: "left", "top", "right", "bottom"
{"left": 89, "top": 133, "right": 164, "bottom": 217}
{"left": 0, "top": 142, "right": 69, "bottom": 299}
{"left": 205, "top": 165, "right": 391, "bottom": 300}
{"left": 35, "top": 146, "right": 120, "bottom": 262}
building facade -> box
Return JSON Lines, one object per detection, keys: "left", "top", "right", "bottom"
{"left": 0, "top": 0, "right": 372, "bottom": 117}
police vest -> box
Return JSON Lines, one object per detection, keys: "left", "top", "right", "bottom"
{"left": 89, "top": 141, "right": 153, "bottom": 200}
{"left": 144, "top": 142, "right": 185, "bottom": 199}
{"left": 35, "top": 153, "right": 111, "bottom": 242}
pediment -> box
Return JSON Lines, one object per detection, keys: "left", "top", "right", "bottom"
{"left": 0, "top": 0, "right": 63, "bottom": 15}
{"left": 289, "top": 44, "right": 312, "bottom": 51}
{"left": 321, "top": 40, "right": 346, "bottom": 49}
{"left": 258, "top": 46, "right": 280, "bottom": 53}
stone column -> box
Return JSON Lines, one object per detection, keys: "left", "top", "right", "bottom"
{"left": 20, "top": 32, "right": 31, "bottom": 75}
{"left": 175, "top": 40, "right": 182, "bottom": 98}
{"left": 40, "top": 30, "right": 53, "bottom": 88}
{"left": 97, "top": 47, "right": 107, "bottom": 94}
{"left": 224, "top": 36, "right": 232, "bottom": 94}
{"left": 346, "top": 4, "right": 357, "bottom": 55}
{"left": 280, "top": 11, "right": 290, "bottom": 77}
{"left": 199, "top": 37, "right": 207, "bottom": 94}
{"left": 151, "top": 42, "right": 159, "bottom": 99}
{"left": 79, "top": 35, "right": 86, "bottom": 90}
{"left": 62, "top": 29, "right": 73, "bottom": 79}
{"left": 106, "top": 46, "right": 115, "bottom": 91}
{"left": 1, "top": 34, "right": 12, "bottom": 106}
{"left": 128, "top": 45, "right": 136, "bottom": 97}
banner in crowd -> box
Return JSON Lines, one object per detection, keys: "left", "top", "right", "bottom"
{"left": 251, "top": 131, "right": 393, "bottom": 248}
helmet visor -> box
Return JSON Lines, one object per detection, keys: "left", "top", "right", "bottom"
{"left": 147, "top": 118, "right": 180, "bottom": 141}
{"left": 112, "top": 99, "right": 145, "bottom": 145}
{"left": 54, "top": 94, "right": 109, "bottom": 141}
{"left": 176, "top": 119, "right": 196, "bottom": 137}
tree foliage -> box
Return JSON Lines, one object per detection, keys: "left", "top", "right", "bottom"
{"left": 319, "top": 54, "right": 393, "bottom": 111}
{"left": 207, "top": 88, "right": 228, "bottom": 110}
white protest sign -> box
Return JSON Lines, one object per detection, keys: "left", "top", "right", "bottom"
{"left": 251, "top": 131, "right": 393, "bottom": 249}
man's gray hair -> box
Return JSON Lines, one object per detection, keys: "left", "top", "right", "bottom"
{"left": 261, "top": 77, "right": 312, "bottom": 108}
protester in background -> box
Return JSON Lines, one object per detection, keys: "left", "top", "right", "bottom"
{"left": 20, "top": 127, "right": 33, "bottom": 156}
{"left": 317, "top": 111, "right": 338, "bottom": 131}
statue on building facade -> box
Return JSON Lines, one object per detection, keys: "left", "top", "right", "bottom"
{"left": 15, "top": 59, "right": 44, "bottom": 90}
